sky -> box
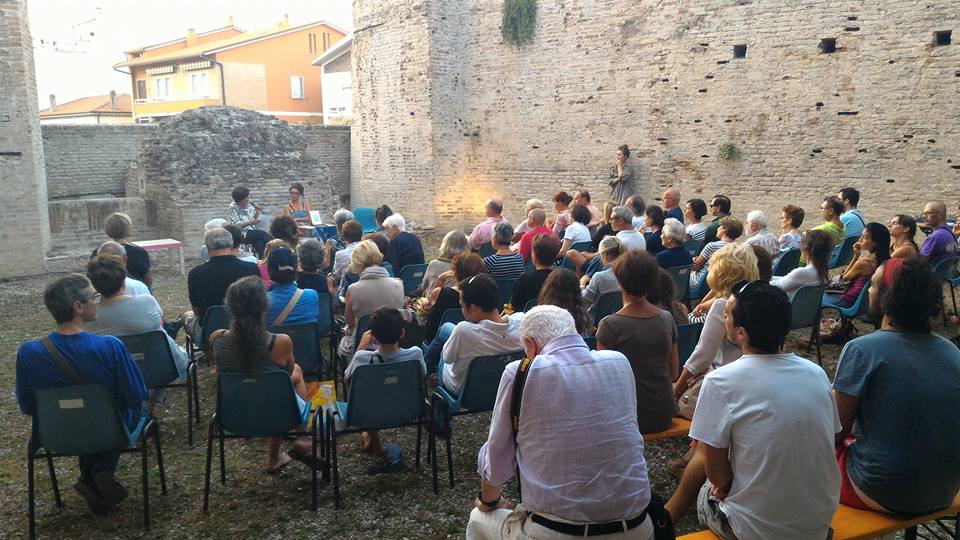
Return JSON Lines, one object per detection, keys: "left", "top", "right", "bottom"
{"left": 27, "top": 0, "right": 353, "bottom": 110}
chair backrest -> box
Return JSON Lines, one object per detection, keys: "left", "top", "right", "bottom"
{"left": 380, "top": 261, "right": 395, "bottom": 277}
{"left": 523, "top": 298, "right": 538, "bottom": 312}
{"left": 345, "top": 360, "right": 424, "bottom": 430}
{"left": 353, "top": 314, "right": 373, "bottom": 355}
{"left": 316, "top": 225, "right": 338, "bottom": 241}
{"left": 495, "top": 279, "right": 516, "bottom": 307}
{"left": 459, "top": 350, "right": 525, "bottom": 411}
{"left": 316, "top": 291, "right": 334, "bottom": 335}
{"left": 932, "top": 257, "right": 959, "bottom": 283}
{"left": 593, "top": 291, "right": 623, "bottom": 325}
{"left": 34, "top": 385, "right": 129, "bottom": 455}
{"left": 847, "top": 278, "right": 872, "bottom": 318}
{"left": 560, "top": 241, "right": 593, "bottom": 271}
{"left": 773, "top": 248, "right": 802, "bottom": 277}
{"left": 677, "top": 323, "right": 703, "bottom": 369}
{"left": 440, "top": 308, "right": 464, "bottom": 326}
{"left": 118, "top": 331, "right": 179, "bottom": 388}
{"left": 829, "top": 236, "right": 859, "bottom": 269}
{"left": 790, "top": 284, "right": 827, "bottom": 330}
{"left": 353, "top": 207, "right": 377, "bottom": 234}
{"left": 583, "top": 336, "right": 597, "bottom": 350}
{"left": 217, "top": 371, "right": 304, "bottom": 436}
{"left": 270, "top": 322, "right": 321, "bottom": 375}
{"left": 478, "top": 242, "right": 496, "bottom": 259}
{"left": 666, "top": 264, "right": 692, "bottom": 301}
{"left": 523, "top": 257, "right": 536, "bottom": 273}
{"left": 398, "top": 263, "right": 428, "bottom": 296}
{"left": 200, "top": 305, "right": 231, "bottom": 347}
{"left": 683, "top": 239, "right": 703, "bottom": 257}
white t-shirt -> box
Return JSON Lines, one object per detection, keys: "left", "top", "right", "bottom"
{"left": 689, "top": 353, "right": 841, "bottom": 540}
{"left": 124, "top": 277, "right": 151, "bottom": 297}
{"left": 615, "top": 229, "right": 647, "bottom": 252}
{"left": 563, "top": 222, "right": 592, "bottom": 245}
{"left": 441, "top": 313, "right": 525, "bottom": 394}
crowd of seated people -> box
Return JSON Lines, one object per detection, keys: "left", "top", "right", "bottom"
{"left": 17, "top": 181, "right": 960, "bottom": 540}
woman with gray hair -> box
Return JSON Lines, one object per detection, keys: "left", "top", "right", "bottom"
{"left": 655, "top": 217, "right": 693, "bottom": 269}
{"left": 420, "top": 230, "right": 469, "bottom": 295}
{"left": 295, "top": 238, "right": 332, "bottom": 295}
{"left": 483, "top": 221, "right": 525, "bottom": 281}
{"left": 512, "top": 198, "right": 546, "bottom": 241}
{"left": 383, "top": 213, "right": 426, "bottom": 271}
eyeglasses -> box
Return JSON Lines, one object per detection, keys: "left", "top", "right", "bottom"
{"left": 80, "top": 293, "right": 101, "bottom": 305}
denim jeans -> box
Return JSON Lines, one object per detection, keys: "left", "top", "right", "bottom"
{"left": 423, "top": 322, "right": 455, "bottom": 376}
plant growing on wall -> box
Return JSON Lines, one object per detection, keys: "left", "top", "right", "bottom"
{"left": 717, "top": 143, "right": 737, "bottom": 161}
{"left": 502, "top": 0, "right": 537, "bottom": 45}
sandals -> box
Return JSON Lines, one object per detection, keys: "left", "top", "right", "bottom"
{"left": 266, "top": 453, "right": 293, "bottom": 474}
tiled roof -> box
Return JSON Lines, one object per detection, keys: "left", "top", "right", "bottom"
{"left": 39, "top": 94, "right": 132, "bottom": 116}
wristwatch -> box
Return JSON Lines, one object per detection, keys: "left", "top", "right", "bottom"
{"left": 478, "top": 491, "right": 501, "bottom": 509}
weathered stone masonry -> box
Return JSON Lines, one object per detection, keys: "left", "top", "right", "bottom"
{"left": 353, "top": 0, "right": 960, "bottom": 233}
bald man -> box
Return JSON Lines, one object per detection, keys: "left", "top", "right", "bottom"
{"left": 469, "top": 198, "right": 507, "bottom": 251}
{"left": 663, "top": 187, "right": 684, "bottom": 223}
{"left": 920, "top": 201, "right": 959, "bottom": 265}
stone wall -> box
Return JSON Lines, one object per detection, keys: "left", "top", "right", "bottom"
{"left": 47, "top": 197, "right": 160, "bottom": 255}
{"left": 41, "top": 125, "right": 155, "bottom": 199}
{"left": 353, "top": 0, "right": 960, "bottom": 235}
{"left": 0, "top": 0, "right": 50, "bottom": 278}
{"left": 302, "top": 124, "right": 351, "bottom": 206}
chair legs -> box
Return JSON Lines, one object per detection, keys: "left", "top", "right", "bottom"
{"left": 446, "top": 433, "right": 454, "bottom": 489}
{"left": 415, "top": 412, "right": 423, "bottom": 468}
{"left": 311, "top": 419, "right": 318, "bottom": 512}
{"left": 329, "top": 411, "right": 340, "bottom": 509}
{"left": 27, "top": 446, "right": 36, "bottom": 539}
{"left": 46, "top": 453, "right": 62, "bottom": 507}
{"left": 202, "top": 420, "right": 216, "bottom": 512}
{"left": 141, "top": 434, "right": 150, "bottom": 530}
{"left": 430, "top": 428, "right": 438, "bottom": 495}
{"left": 152, "top": 423, "right": 168, "bottom": 495}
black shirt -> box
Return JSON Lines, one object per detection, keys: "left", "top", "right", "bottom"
{"left": 511, "top": 268, "right": 553, "bottom": 312}
{"left": 89, "top": 241, "right": 151, "bottom": 284}
{"left": 591, "top": 223, "right": 615, "bottom": 251}
{"left": 387, "top": 231, "right": 425, "bottom": 272}
{"left": 296, "top": 272, "right": 328, "bottom": 296}
{"left": 645, "top": 230, "right": 664, "bottom": 255}
{"left": 187, "top": 256, "right": 259, "bottom": 325}
{"left": 425, "top": 286, "right": 461, "bottom": 342}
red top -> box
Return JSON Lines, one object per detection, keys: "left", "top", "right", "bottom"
{"left": 518, "top": 226, "right": 556, "bottom": 262}
{"left": 881, "top": 257, "right": 905, "bottom": 290}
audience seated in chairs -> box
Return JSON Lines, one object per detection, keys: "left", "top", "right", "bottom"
{"left": 833, "top": 257, "right": 960, "bottom": 514}
{"left": 327, "top": 208, "right": 355, "bottom": 252}
{"left": 86, "top": 255, "right": 188, "bottom": 415}
{"left": 483, "top": 222, "right": 524, "bottom": 281}
{"left": 16, "top": 274, "right": 148, "bottom": 511}
{"left": 656, "top": 218, "right": 693, "bottom": 269}
{"left": 422, "top": 253, "right": 485, "bottom": 343}
{"left": 183, "top": 228, "right": 259, "bottom": 340}
{"left": 90, "top": 212, "right": 153, "bottom": 288}
{"left": 383, "top": 214, "right": 425, "bottom": 271}
{"left": 643, "top": 205, "right": 666, "bottom": 255}
{"left": 374, "top": 204, "right": 393, "bottom": 236}
{"left": 838, "top": 187, "right": 865, "bottom": 240}
{"left": 702, "top": 195, "right": 731, "bottom": 244}
{"left": 337, "top": 240, "right": 406, "bottom": 358}
{"left": 689, "top": 216, "right": 744, "bottom": 291}
{"left": 344, "top": 307, "right": 426, "bottom": 471}
{"left": 227, "top": 185, "right": 272, "bottom": 259}
{"left": 684, "top": 198, "right": 709, "bottom": 241}
{"left": 210, "top": 276, "right": 312, "bottom": 473}
{"left": 363, "top": 232, "right": 393, "bottom": 275}
{"left": 296, "top": 238, "right": 332, "bottom": 295}
{"left": 269, "top": 215, "right": 300, "bottom": 252}
{"left": 580, "top": 236, "right": 624, "bottom": 317}
{"left": 538, "top": 269, "right": 592, "bottom": 337}
{"left": 512, "top": 199, "right": 544, "bottom": 241}
{"left": 95, "top": 241, "right": 151, "bottom": 297}
{"left": 424, "top": 274, "right": 525, "bottom": 396}
{"left": 771, "top": 229, "right": 832, "bottom": 297}
{"left": 420, "top": 231, "right": 470, "bottom": 297}
{"left": 626, "top": 194, "right": 647, "bottom": 229}
{"left": 669, "top": 281, "right": 841, "bottom": 539}
{"left": 649, "top": 267, "right": 690, "bottom": 325}
{"left": 467, "top": 305, "right": 660, "bottom": 540}
{"left": 199, "top": 218, "right": 228, "bottom": 262}
{"left": 888, "top": 214, "right": 919, "bottom": 259}
{"left": 222, "top": 224, "right": 256, "bottom": 262}
{"left": 662, "top": 187, "right": 684, "bottom": 223}
{"left": 510, "top": 234, "right": 560, "bottom": 313}
{"left": 566, "top": 205, "right": 644, "bottom": 273}
{"left": 590, "top": 200, "right": 618, "bottom": 250}
{"left": 257, "top": 239, "right": 286, "bottom": 289}
{"left": 743, "top": 210, "right": 781, "bottom": 260}
{"left": 596, "top": 250, "right": 679, "bottom": 434}
{"left": 777, "top": 204, "right": 805, "bottom": 257}
{"left": 825, "top": 222, "right": 890, "bottom": 309}
{"left": 265, "top": 248, "right": 319, "bottom": 327}
{"left": 515, "top": 208, "right": 554, "bottom": 263}
{"left": 469, "top": 198, "right": 507, "bottom": 251}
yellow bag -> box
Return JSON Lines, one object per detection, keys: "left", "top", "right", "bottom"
{"left": 306, "top": 380, "right": 337, "bottom": 429}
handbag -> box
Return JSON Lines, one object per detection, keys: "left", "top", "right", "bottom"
{"left": 676, "top": 366, "right": 712, "bottom": 421}
{"left": 825, "top": 274, "right": 848, "bottom": 293}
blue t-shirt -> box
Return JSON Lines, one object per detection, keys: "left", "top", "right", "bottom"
{"left": 16, "top": 332, "right": 147, "bottom": 425}
{"left": 655, "top": 246, "right": 693, "bottom": 269}
{"left": 834, "top": 330, "right": 960, "bottom": 514}
{"left": 666, "top": 207, "right": 684, "bottom": 223}
{"left": 267, "top": 283, "right": 320, "bottom": 326}
{"left": 840, "top": 209, "right": 865, "bottom": 239}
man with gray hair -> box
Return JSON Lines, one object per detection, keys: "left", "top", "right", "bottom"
{"left": 743, "top": 210, "right": 780, "bottom": 259}
{"left": 469, "top": 197, "right": 508, "bottom": 251}
{"left": 565, "top": 205, "right": 645, "bottom": 274}
{"left": 183, "top": 228, "right": 259, "bottom": 338}
{"left": 96, "top": 241, "right": 151, "bottom": 297}
{"left": 467, "top": 305, "right": 657, "bottom": 539}
{"left": 515, "top": 208, "right": 555, "bottom": 262}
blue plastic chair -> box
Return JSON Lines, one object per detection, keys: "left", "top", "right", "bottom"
{"left": 325, "top": 360, "right": 424, "bottom": 508}
{"left": 353, "top": 207, "right": 377, "bottom": 234}
{"left": 203, "top": 371, "right": 318, "bottom": 512}
{"left": 380, "top": 261, "right": 396, "bottom": 277}
{"left": 120, "top": 331, "right": 199, "bottom": 446}
{"left": 478, "top": 242, "right": 496, "bottom": 259}
{"left": 773, "top": 248, "right": 802, "bottom": 277}
{"left": 829, "top": 236, "right": 859, "bottom": 269}
{"left": 187, "top": 305, "right": 231, "bottom": 365}
{"left": 592, "top": 291, "right": 623, "bottom": 326}
{"left": 677, "top": 322, "right": 703, "bottom": 369}
{"left": 495, "top": 278, "right": 516, "bottom": 308}
{"left": 684, "top": 239, "right": 703, "bottom": 257}
{"left": 932, "top": 257, "right": 958, "bottom": 324}
{"left": 315, "top": 225, "right": 338, "bottom": 241}
{"left": 944, "top": 259, "right": 960, "bottom": 317}
{"left": 315, "top": 291, "right": 337, "bottom": 379}
{"left": 666, "top": 264, "right": 693, "bottom": 306}
{"left": 270, "top": 322, "right": 322, "bottom": 377}
{"left": 559, "top": 241, "right": 592, "bottom": 271}
{"left": 790, "top": 283, "right": 827, "bottom": 364}
{"left": 28, "top": 385, "right": 166, "bottom": 537}
{"left": 399, "top": 263, "right": 428, "bottom": 296}
{"left": 821, "top": 279, "right": 871, "bottom": 345}
{"left": 431, "top": 350, "right": 524, "bottom": 492}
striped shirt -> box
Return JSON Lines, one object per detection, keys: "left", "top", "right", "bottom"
{"left": 483, "top": 252, "right": 525, "bottom": 280}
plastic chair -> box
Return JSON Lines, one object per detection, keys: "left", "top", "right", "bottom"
{"left": 399, "top": 263, "right": 428, "bottom": 296}
{"left": 187, "top": 305, "right": 231, "bottom": 365}
{"left": 523, "top": 298, "right": 538, "bottom": 312}
{"left": 829, "top": 236, "right": 859, "bottom": 269}
{"left": 789, "top": 284, "right": 827, "bottom": 364}
{"left": 559, "top": 241, "right": 592, "bottom": 271}
{"left": 677, "top": 322, "right": 703, "bottom": 369}
{"left": 315, "top": 291, "right": 338, "bottom": 379}
{"left": 666, "top": 264, "right": 693, "bottom": 306}
{"left": 945, "top": 260, "right": 960, "bottom": 317}
{"left": 203, "top": 371, "right": 319, "bottom": 512}
{"left": 380, "top": 262, "right": 395, "bottom": 277}
{"left": 353, "top": 207, "right": 377, "bottom": 234}
{"left": 28, "top": 385, "right": 166, "bottom": 538}
{"left": 684, "top": 239, "right": 703, "bottom": 257}
{"left": 270, "top": 322, "right": 323, "bottom": 377}
{"left": 120, "top": 331, "right": 200, "bottom": 446}
{"left": 440, "top": 308, "right": 465, "bottom": 327}
{"left": 324, "top": 360, "right": 424, "bottom": 508}
{"left": 478, "top": 242, "right": 496, "bottom": 259}
{"left": 315, "top": 225, "right": 338, "bottom": 241}
{"left": 821, "top": 279, "right": 872, "bottom": 345}
{"left": 495, "top": 278, "right": 516, "bottom": 308}
{"left": 773, "top": 248, "right": 802, "bottom": 277}
{"left": 592, "top": 291, "right": 623, "bottom": 326}
{"left": 431, "top": 351, "right": 524, "bottom": 492}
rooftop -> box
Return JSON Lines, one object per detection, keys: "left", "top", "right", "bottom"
{"left": 39, "top": 93, "right": 132, "bottom": 116}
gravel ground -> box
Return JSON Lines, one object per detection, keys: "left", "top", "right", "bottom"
{"left": 0, "top": 268, "right": 952, "bottom": 539}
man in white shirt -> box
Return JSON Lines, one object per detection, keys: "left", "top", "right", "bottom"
{"left": 667, "top": 281, "right": 840, "bottom": 540}
{"left": 742, "top": 210, "right": 781, "bottom": 260}
{"left": 467, "top": 305, "right": 655, "bottom": 540}
{"left": 565, "top": 206, "right": 645, "bottom": 273}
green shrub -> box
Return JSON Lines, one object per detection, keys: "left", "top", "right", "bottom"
{"left": 502, "top": 0, "right": 537, "bottom": 45}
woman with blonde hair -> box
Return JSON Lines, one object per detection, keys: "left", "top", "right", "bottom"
{"left": 337, "top": 240, "right": 405, "bottom": 357}
{"left": 420, "top": 230, "right": 470, "bottom": 295}
{"left": 590, "top": 201, "right": 619, "bottom": 250}
{"left": 581, "top": 235, "right": 625, "bottom": 317}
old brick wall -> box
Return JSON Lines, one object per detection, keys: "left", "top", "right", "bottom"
{"left": 47, "top": 198, "right": 160, "bottom": 255}
{"left": 354, "top": 0, "right": 960, "bottom": 236}
{"left": 302, "top": 124, "right": 351, "bottom": 207}
{"left": 41, "top": 125, "right": 155, "bottom": 199}
{"left": 0, "top": 0, "right": 50, "bottom": 277}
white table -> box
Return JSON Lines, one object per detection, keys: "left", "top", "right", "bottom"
{"left": 132, "top": 238, "right": 186, "bottom": 274}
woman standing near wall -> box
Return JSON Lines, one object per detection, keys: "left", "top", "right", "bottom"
{"left": 609, "top": 144, "right": 636, "bottom": 204}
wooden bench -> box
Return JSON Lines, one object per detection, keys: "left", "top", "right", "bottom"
{"left": 679, "top": 493, "right": 960, "bottom": 540}
{"left": 643, "top": 417, "right": 691, "bottom": 442}
{"left": 132, "top": 238, "right": 185, "bottom": 274}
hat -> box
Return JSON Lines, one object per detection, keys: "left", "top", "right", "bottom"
{"left": 267, "top": 247, "right": 297, "bottom": 272}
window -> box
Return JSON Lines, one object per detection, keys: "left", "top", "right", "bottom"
{"left": 308, "top": 33, "right": 317, "bottom": 54}
{"left": 733, "top": 44, "right": 747, "bottom": 59}
{"left": 322, "top": 32, "right": 330, "bottom": 50}
{"left": 190, "top": 72, "right": 210, "bottom": 98}
{"left": 935, "top": 30, "right": 952, "bottom": 46}
{"left": 135, "top": 79, "right": 147, "bottom": 100}
{"left": 290, "top": 75, "right": 305, "bottom": 99}
{"left": 819, "top": 38, "right": 837, "bottom": 53}
{"left": 154, "top": 77, "right": 172, "bottom": 100}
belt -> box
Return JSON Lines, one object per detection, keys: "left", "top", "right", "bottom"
{"left": 531, "top": 511, "right": 648, "bottom": 537}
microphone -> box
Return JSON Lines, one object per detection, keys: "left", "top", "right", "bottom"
{"left": 250, "top": 201, "right": 264, "bottom": 212}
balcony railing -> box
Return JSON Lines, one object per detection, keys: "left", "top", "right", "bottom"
{"left": 132, "top": 97, "right": 222, "bottom": 116}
